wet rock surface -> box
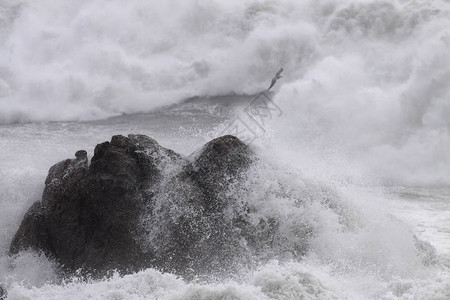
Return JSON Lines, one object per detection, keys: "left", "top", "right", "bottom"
{"left": 0, "top": 283, "right": 6, "bottom": 300}
{"left": 9, "top": 135, "right": 266, "bottom": 277}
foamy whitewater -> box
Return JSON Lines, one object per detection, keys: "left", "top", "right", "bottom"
{"left": 1, "top": 0, "right": 450, "bottom": 299}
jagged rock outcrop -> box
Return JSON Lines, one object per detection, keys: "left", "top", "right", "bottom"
{"left": 10, "top": 135, "right": 262, "bottom": 277}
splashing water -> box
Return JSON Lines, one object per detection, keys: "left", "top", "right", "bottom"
{"left": 1, "top": 0, "right": 450, "bottom": 299}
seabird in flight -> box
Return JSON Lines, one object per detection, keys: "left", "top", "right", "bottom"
{"left": 268, "top": 67, "right": 284, "bottom": 90}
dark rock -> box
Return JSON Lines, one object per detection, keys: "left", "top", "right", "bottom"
{"left": 191, "top": 135, "right": 255, "bottom": 213}
{"left": 9, "top": 134, "right": 278, "bottom": 278}
{"left": 75, "top": 150, "right": 87, "bottom": 159}
{"left": 0, "top": 283, "right": 6, "bottom": 300}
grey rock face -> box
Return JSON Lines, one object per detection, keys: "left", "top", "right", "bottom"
{"left": 0, "top": 283, "right": 6, "bottom": 300}
{"left": 9, "top": 135, "right": 262, "bottom": 277}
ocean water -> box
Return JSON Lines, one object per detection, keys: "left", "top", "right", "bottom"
{"left": 0, "top": 0, "right": 450, "bottom": 299}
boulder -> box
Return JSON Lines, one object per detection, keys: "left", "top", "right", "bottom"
{"left": 9, "top": 135, "right": 262, "bottom": 277}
